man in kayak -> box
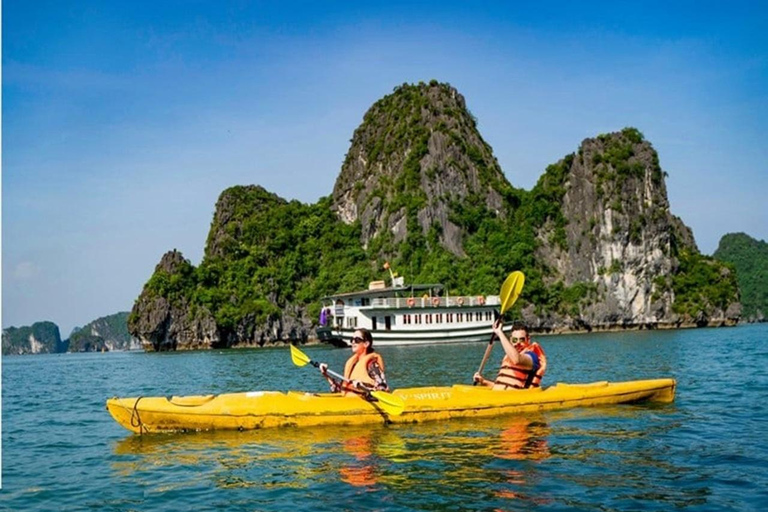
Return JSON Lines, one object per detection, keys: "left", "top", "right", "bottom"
{"left": 319, "top": 328, "right": 389, "bottom": 394}
{"left": 473, "top": 320, "right": 547, "bottom": 390}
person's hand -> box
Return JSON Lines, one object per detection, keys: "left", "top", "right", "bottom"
{"left": 473, "top": 372, "right": 484, "bottom": 384}
{"left": 492, "top": 318, "right": 504, "bottom": 336}
{"left": 319, "top": 363, "right": 328, "bottom": 375}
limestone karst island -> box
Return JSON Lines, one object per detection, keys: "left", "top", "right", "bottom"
{"left": 116, "top": 81, "right": 743, "bottom": 352}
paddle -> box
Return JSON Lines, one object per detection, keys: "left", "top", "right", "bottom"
{"left": 290, "top": 344, "right": 405, "bottom": 416}
{"left": 474, "top": 271, "right": 525, "bottom": 384}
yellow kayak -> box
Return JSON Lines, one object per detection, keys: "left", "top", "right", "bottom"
{"left": 107, "top": 378, "right": 675, "bottom": 434}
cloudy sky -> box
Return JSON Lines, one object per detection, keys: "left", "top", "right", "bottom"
{"left": 3, "top": 1, "right": 766, "bottom": 336}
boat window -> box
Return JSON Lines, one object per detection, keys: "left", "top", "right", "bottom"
{"left": 361, "top": 298, "right": 370, "bottom": 306}
{"left": 385, "top": 316, "right": 392, "bottom": 330}
{"left": 372, "top": 317, "right": 377, "bottom": 330}
{"left": 457, "top": 313, "right": 463, "bottom": 322}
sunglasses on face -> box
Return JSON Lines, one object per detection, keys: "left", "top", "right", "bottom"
{"left": 511, "top": 336, "right": 528, "bottom": 343}
{"left": 351, "top": 337, "right": 366, "bottom": 344}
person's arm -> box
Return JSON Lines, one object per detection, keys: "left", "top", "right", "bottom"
{"left": 473, "top": 372, "right": 494, "bottom": 387}
{"left": 366, "top": 360, "right": 389, "bottom": 392}
{"left": 492, "top": 320, "right": 533, "bottom": 369}
{"left": 319, "top": 363, "right": 342, "bottom": 392}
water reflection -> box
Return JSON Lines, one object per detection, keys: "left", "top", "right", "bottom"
{"left": 112, "top": 413, "right": 553, "bottom": 496}
{"left": 495, "top": 415, "right": 550, "bottom": 461}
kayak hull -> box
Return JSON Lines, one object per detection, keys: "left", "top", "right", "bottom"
{"left": 107, "top": 378, "right": 676, "bottom": 434}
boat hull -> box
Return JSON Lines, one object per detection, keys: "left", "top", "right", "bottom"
{"left": 316, "top": 317, "right": 498, "bottom": 346}
{"left": 107, "top": 378, "right": 676, "bottom": 434}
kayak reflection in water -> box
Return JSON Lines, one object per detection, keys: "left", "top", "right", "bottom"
{"left": 319, "top": 328, "right": 389, "bottom": 395}
{"left": 492, "top": 415, "right": 552, "bottom": 507}
{"left": 474, "top": 321, "right": 547, "bottom": 390}
{"left": 339, "top": 434, "right": 379, "bottom": 487}
{"left": 495, "top": 415, "right": 551, "bottom": 461}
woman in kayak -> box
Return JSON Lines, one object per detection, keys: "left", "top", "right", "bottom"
{"left": 319, "top": 328, "right": 389, "bottom": 394}
{"left": 473, "top": 320, "right": 547, "bottom": 390}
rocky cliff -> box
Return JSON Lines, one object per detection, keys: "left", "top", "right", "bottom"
{"left": 519, "top": 128, "right": 739, "bottom": 331}
{"left": 332, "top": 81, "right": 512, "bottom": 256}
{"left": 128, "top": 81, "right": 740, "bottom": 350}
{"left": 2, "top": 321, "right": 64, "bottom": 355}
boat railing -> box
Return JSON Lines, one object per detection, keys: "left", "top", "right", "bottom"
{"left": 368, "top": 295, "right": 501, "bottom": 309}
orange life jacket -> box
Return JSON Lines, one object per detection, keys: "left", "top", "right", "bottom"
{"left": 341, "top": 352, "right": 385, "bottom": 395}
{"left": 493, "top": 342, "right": 547, "bottom": 390}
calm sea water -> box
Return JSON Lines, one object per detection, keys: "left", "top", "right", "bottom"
{"left": 2, "top": 324, "right": 767, "bottom": 511}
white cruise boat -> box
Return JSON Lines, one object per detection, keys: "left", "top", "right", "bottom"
{"left": 316, "top": 269, "right": 500, "bottom": 346}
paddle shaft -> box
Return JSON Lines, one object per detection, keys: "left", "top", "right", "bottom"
{"left": 311, "top": 359, "right": 377, "bottom": 396}
{"left": 310, "top": 360, "right": 346, "bottom": 385}
{"left": 475, "top": 311, "right": 501, "bottom": 384}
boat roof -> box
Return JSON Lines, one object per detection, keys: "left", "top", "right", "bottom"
{"left": 322, "top": 283, "right": 444, "bottom": 301}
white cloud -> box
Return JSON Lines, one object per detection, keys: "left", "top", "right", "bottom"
{"left": 12, "top": 261, "right": 40, "bottom": 280}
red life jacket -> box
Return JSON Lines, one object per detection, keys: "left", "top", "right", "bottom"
{"left": 493, "top": 342, "right": 547, "bottom": 390}
{"left": 341, "top": 352, "right": 385, "bottom": 395}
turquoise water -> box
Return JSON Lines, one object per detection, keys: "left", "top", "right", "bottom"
{"left": 2, "top": 324, "right": 767, "bottom": 511}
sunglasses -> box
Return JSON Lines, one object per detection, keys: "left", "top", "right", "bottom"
{"left": 351, "top": 336, "right": 366, "bottom": 344}
{"left": 511, "top": 336, "right": 528, "bottom": 343}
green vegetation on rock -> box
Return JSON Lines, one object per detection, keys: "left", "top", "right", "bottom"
{"left": 713, "top": 233, "right": 768, "bottom": 321}
{"left": 671, "top": 249, "right": 739, "bottom": 320}
{"left": 68, "top": 312, "right": 135, "bottom": 352}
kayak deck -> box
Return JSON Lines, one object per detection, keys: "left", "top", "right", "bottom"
{"left": 107, "top": 378, "right": 675, "bottom": 434}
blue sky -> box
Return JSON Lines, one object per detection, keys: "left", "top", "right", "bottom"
{"left": 3, "top": 1, "right": 767, "bottom": 336}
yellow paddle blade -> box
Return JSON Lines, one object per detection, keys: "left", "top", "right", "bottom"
{"left": 290, "top": 344, "right": 311, "bottom": 367}
{"left": 370, "top": 390, "right": 405, "bottom": 416}
{"left": 499, "top": 271, "right": 525, "bottom": 314}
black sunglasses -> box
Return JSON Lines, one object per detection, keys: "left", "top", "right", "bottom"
{"left": 351, "top": 336, "right": 366, "bottom": 344}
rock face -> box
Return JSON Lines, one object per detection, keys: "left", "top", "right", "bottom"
{"left": 2, "top": 321, "right": 64, "bottom": 355}
{"left": 331, "top": 81, "right": 511, "bottom": 256}
{"left": 129, "top": 195, "right": 321, "bottom": 351}
{"left": 128, "top": 250, "right": 221, "bottom": 351}
{"left": 525, "top": 129, "right": 738, "bottom": 331}
{"left": 67, "top": 312, "right": 141, "bottom": 352}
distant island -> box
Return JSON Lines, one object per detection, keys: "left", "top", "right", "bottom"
{"left": 2, "top": 312, "right": 140, "bottom": 356}
{"left": 126, "top": 80, "right": 743, "bottom": 351}
{"left": 713, "top": 233, "right": 768, "bottom": 322}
